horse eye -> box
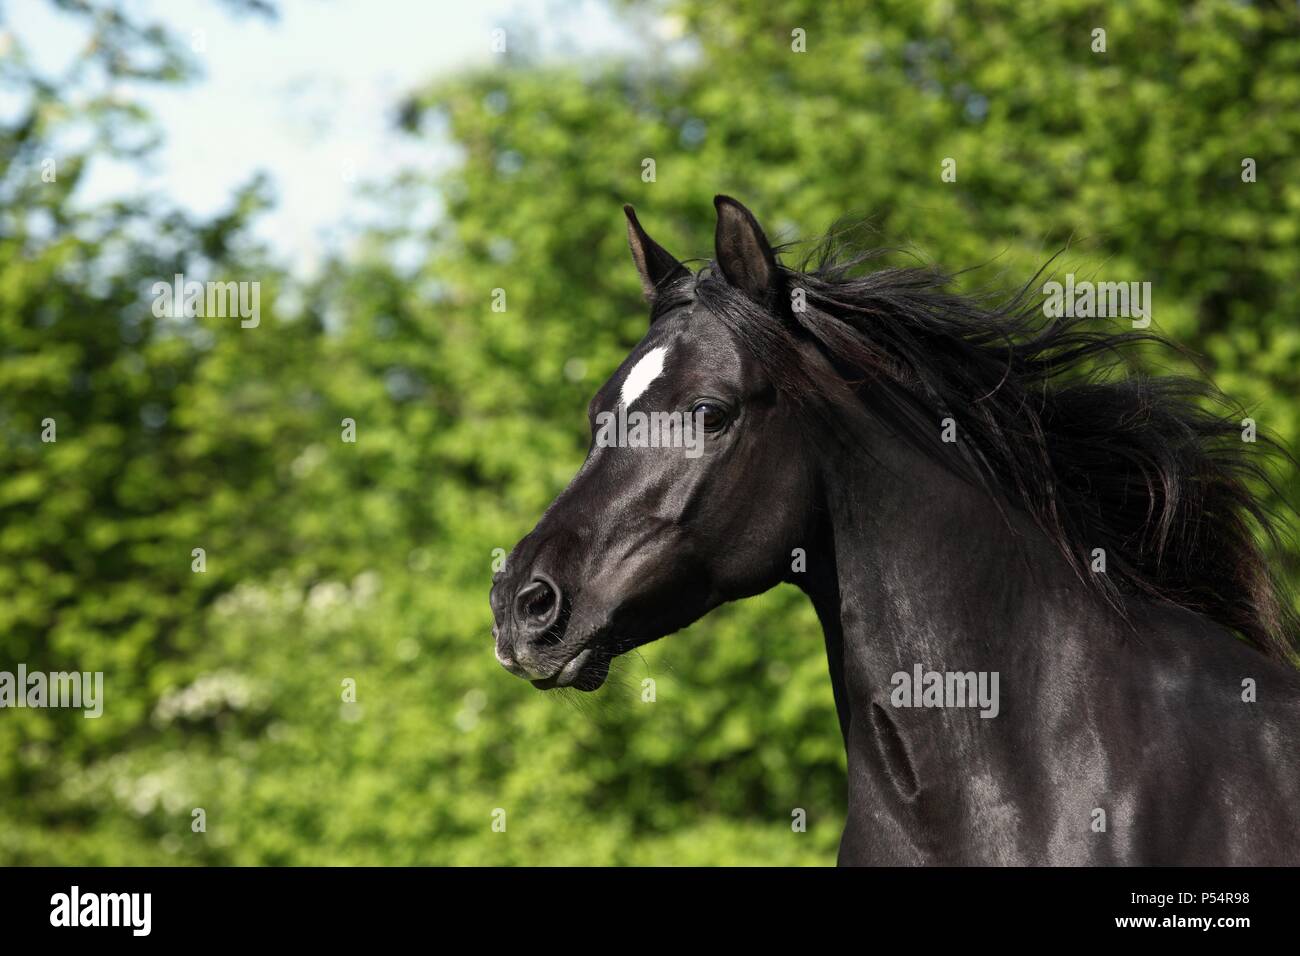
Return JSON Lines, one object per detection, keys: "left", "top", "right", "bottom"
{"left": 691, "top": 401, "right": 728, "bottom": 432}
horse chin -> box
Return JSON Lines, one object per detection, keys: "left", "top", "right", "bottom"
{"left": 530, "top": 646, "right": 612, "bottom": 692}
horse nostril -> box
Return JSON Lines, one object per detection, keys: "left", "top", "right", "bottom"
{"left": 515, "top": 578, "right": 559, "bottom": 627}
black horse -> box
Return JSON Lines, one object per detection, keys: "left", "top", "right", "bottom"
{"left": 489, "top": 196, "right": 1300, "bottom": 865}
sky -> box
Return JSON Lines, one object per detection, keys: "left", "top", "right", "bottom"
{"left": 4, "top": 0, "right": 651, "bottom": 274}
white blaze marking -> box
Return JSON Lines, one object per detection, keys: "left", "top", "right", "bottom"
{"left": 620, "top": 345, "right": 667, "bottom": 408}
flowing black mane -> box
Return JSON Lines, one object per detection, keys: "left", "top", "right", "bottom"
{"left": 678, "top": 230, "right": 1299, "bottom": 663}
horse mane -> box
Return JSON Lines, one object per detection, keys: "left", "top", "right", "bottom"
{"left": 686, "top": 225, "right": 1300, "bottom": 663}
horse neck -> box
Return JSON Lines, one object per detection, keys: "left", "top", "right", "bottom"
{"left": 798, "top": 430, "right": 1068, "bottom": 736}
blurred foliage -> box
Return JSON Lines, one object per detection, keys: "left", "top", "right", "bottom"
{"left": 1, "top": 0, "right": 1298, "bottom": 864}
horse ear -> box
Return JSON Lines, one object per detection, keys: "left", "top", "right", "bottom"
{"left": 623, "top": 205, "right": 689, "bottom": 302}
{"left": 713, "top": 195, "right": 780, "bottom": 304}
